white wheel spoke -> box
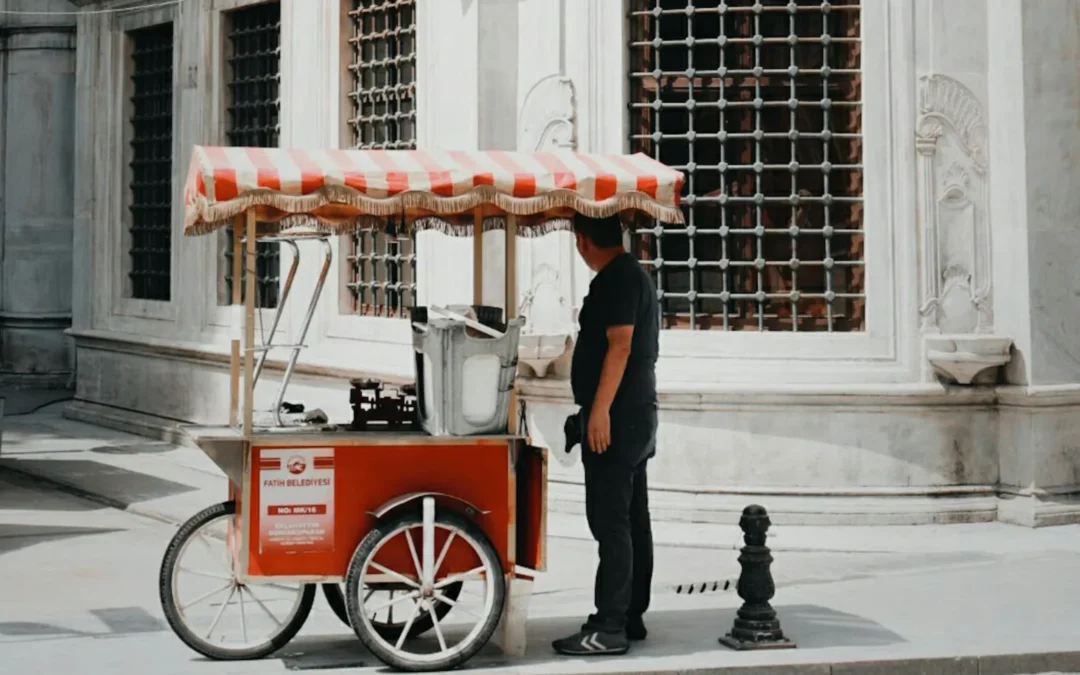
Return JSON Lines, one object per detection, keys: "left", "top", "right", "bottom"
{"left": 366, "top": 561, "right": 420, "bottom": 589}
{"left": 368, "top": 589, "right": 419, "bottom": 615}
{"left": 363, "top": 588, "right": 376, "bottom": 603}
{"left": 428, "top": 605, "right": 448, "bottom": 652}
{"left": 244, "top": 586, "right": 283, "bottom": 628}
{"left": 422, "top": 498, "right": 435, "bottom": 587}
{"left": 393, "top": 600, "right": 421, "bottom": 650}
{"left": 434, "top": 591, "right": 481, "bottom": 620}
{"left": 205, "top": 585, "right": 236, "bottom": 639}
{"left": 432, "top": 532, "right": 456, "bottom": 580}
{"left": 434, "top": 566, "right": 486, "bottom": 589}
{"left": 404, "top": 530, "right": 423, "bottom": 580}
{"left": 238, "top": 587, "right": 248, "bottom": 643}
{"left": 181, "top": 582, "right": 232, "bottom": 611}
{"left": 179, "top": 567, "right": 232, "bottom": 582}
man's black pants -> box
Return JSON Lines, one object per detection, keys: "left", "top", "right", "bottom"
{"left": 581, "top": 404, "right": 657, "bottom": 634}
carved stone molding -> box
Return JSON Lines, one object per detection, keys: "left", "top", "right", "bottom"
{"left": 514, "top": 75, "right": 579, "bottom": 378}
{"left": 915, "top": 74, "right": 993, "bottom": 335}
{"left": 517, "top": 74, "right": 577, "bottom": 152}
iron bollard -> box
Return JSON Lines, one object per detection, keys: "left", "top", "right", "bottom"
{"left": 718, "top": 504, "right": 796, "bottom": 651}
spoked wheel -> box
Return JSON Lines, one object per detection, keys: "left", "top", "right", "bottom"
{"left": 321, "top": 581, "right": 463, "bottom": 639}
{"left": 345, "top": 499, "right": 505, "bottom": 672}
{"left": 159, "top": 502, "right": 316, "bottom": 660}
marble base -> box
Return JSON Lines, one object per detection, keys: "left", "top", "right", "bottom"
{"left": 70, "top": 333, "right": 1080, "bottom": 527}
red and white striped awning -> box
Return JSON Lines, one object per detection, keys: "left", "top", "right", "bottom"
{"left": 183, "top": 146, "right": 685, "bottom": 236}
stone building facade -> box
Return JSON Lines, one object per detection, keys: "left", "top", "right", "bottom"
{"left": 17, "top": 0, "right": 1076, "bottom": 526}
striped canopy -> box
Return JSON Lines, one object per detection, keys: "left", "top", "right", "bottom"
{"left": 183, "top": 146, "right": 685, "bottom": 236}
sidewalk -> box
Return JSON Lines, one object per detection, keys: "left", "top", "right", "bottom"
{"left": 3, "top": 403, "right": 1080, "bottom": 674}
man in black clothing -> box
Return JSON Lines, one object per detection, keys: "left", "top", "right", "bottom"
{"left": 552, "top": 214, "right": 659, "bottom": 657}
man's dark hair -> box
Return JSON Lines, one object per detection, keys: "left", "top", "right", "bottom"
{"left": 573, "top": 214, "right": 625, "bottom": 249}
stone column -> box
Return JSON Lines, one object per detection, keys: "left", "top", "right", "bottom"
{"left": 0, "top": 0, "right": 77, "bottom": 388}
{"left": 987, "top": 0, "right": 1080, "bottom": 526}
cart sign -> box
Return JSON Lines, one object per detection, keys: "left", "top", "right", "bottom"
{"left": 258, "top": 448, "right": 335, "bottom": 554}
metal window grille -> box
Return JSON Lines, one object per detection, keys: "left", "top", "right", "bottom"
{"left": 223, "top": 1, "right": 282, "bottom": 309}
{"left": 128, "top": 23, "right": 174, "bottom": 302}
{"left": 346, "top": 0, "right": 417, "bottom": 317}
{"left": 628, "top": 0, "right": 865, "bottom": 331}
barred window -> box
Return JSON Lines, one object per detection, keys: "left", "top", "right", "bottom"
{"left": 223, "top": 2, "right": 281, "bottom": 309}
{"left": 128, "top": 23, "right": 174, "bottom": 302}
{"left": 628, "top": 0, "right": 864, "bottom": 331}
{"left": 345, "top": 0, "right": 416, "bottom": 317}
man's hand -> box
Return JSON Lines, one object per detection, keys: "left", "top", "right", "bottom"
{"left": 587, "top": 406, "right": 611, "bottom": 453}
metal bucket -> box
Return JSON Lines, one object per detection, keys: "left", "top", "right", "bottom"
{"left": 412, "top": 313, "right": 523, "bottom": 436}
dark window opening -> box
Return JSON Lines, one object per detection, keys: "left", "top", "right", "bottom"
{"left": 128, "top": 22, "right": 175, "bottom": 302}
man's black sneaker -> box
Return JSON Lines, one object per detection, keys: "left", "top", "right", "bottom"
{"left": 552, "top": 629, "right": 629, "bottom": 656}
{"left": 626, "top": 615, "right": 648, "bottom": 641}
{"left": 580, "top": 614, "right": 648, "bottom": 641}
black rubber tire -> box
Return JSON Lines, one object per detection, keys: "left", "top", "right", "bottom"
{"left": 344, "top": 510, "right": 505, "bottom": 672}
{"left": 322, "top": 581, "right": 463, "bottom": 639}
{"left": 159, "top": 501, "right": 317, "bottom": 661}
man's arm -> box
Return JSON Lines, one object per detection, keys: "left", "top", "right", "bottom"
{"left": 587, "top": 324, "right": 633, "bottom": 453}
{"left": 592, "top": 325, "right": 633, "bottom": 414}
{"left": 587, "top": 269, "right": 638, "bottom": 451}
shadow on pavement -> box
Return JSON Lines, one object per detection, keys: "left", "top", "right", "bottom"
{"left": 0, "top": 524, "right": 124, "bottom": 558}
{"left": 0, "top": 460, "right": 198, "bottom": 507}
{"left": 270, "top": 604, "right": 905, "bottom": 671}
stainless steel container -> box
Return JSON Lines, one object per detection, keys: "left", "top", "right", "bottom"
{"left": 412, "top": 315, "right": 524, "bottom": 436}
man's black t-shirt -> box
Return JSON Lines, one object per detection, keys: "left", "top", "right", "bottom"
{"left": 571, "top": 252, "right": 659, "bottom": 412}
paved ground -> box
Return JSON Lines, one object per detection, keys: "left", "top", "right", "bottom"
{"left": 3, "top": 402, "right": 1080, "bottom": 674}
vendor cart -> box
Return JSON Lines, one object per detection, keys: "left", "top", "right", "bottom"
{"left": 159, "top": 146, "right": 684, "bottom": 671}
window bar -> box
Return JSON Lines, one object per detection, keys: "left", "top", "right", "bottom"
{"left": 651, "top": 0, "right": 665, "bottom": 322}
{"left": 788, "top": 3, "right": 799, "bottom": 331}
{"left": 685, "top": 4, "right": 697, "bottom": 329}
{"left": 822, "top": 2, "right": 834, "bottom": 331}
{"left": 719, "top": 9, "right": 730, "bottom": 330}
{"left": 753, "top": 4, "right": 764, "bottom": 331}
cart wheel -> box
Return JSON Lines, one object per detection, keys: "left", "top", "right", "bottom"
{"left": 159, "top": 501, "right": 316, "bottom": 660}
{"left": 344, "top": 502, "right": 505, "bottom": 672}
{"left": 322, "top": 580, "right": 463, "bottom": 639}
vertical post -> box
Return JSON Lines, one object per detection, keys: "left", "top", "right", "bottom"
{"left": 505, "top": 215, "right": 518, "bottom": 434}
{"left": 229, "top": 216, "right": 243, "bottom": 426}
{"left": 243, "top": 210, "right": 257, "bottom": 436}
{"left": 718, "top": 505, "right": 796, "bottom": 650}
{"left": 473, "top": 208, "right": 484, "bottom": 305}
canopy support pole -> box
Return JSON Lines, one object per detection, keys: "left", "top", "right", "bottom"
{"left": 473, "top": 209, "right": 483, "bottom": 304}
{"left": 229, "top": 215, "right": 243, "bottom": 427}
{"left": 243, "top": 209, "right": 257, "bottom": 437}
{"left": 505, "top": 214, "right": 519, "bottom": 434}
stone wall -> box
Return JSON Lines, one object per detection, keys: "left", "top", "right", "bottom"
{"left": 66, "top": 0, "right": 1080, "bottom": 526}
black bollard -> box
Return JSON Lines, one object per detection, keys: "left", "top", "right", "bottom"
{"left": 718, "top": 504, "right": 796, "bottom": 651}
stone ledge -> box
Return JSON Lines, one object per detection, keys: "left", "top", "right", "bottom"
{"left": 548, "top": 480, "right": 1000, "bottom": 527}
{"left": 69, "top": 327, "right": 411, "bottom": 385}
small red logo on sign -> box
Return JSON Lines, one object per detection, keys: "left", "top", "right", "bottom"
{"left": 286, "top": 456, "right": 307, "bottom": 475}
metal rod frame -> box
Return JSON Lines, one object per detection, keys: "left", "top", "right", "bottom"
{"left": 234, "top": 226, "right": 333, "bottom": 430}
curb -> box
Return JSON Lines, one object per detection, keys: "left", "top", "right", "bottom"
{"left": 518, "top": 653, "right": 1080, "bottom": 675}
{"left": 0, "top": 461, "right": 186, "bottom": 528}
